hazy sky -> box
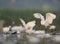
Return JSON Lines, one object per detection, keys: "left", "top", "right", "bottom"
{"left": 0, "top": 0, "right": 60, "bottom": 9}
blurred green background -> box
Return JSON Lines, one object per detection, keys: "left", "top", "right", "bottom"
{"left": 0, "top": 9, "right": 60, "bottom": 32}
{"left": 0, "top": 0, "right": 60, "bottom": 32}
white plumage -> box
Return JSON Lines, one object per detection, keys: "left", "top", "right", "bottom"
{"left": 33, "top": 13, "right": 44, "bottom": 20}
{"left": 46, "top": 13, "right": 56, "bottom": 24}
{"left": 20, "top": 18, "right": 26, "bottom": 28}
{"left": 46, "top": 13, "right": 56, "bottom": 19}
{"left": 11, "top": 26, "right": 25, "bottom": 34}
{"left": 20, "top": 18, "right": 36, "bottom": 30}
{"left": 34, "top": 13, "right": 56, "bottom": 27}
{"left": 26, "top": 21, "right": 36, "bottom": 30}
{"left": 3, "top": 26, "right": 11, "bottom": 33}
{"left": 20, "top": 18, "right": 36, "bottom": 34}
{"left": 49, "top": 25, "right": 56, "bottom": 29}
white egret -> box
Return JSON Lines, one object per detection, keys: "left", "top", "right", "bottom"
{"left": 11, "top": 26, "right": 25, "bottom": 39}
{"left": 2, "top": 26, "right": 11, "bottom": 40}
{"left": 3, "top": 26, "right": 11, "bottom": 33}
{"left": 11, "top": 26, "right": 25, "bottom": 32}
{"left": 34, "top": 13, "right": 48, "bottom": 27}
{"left": 20, "top": 18, "right": 36, "bottom": 30}
{"left": 8, "top": 25, "right": 25, "bottom": 39}
{"left": 34, "top": 13, "right": 56, "bottom": 27}
{"left": 20, "top": 18, "right": 36, "bottom": 34}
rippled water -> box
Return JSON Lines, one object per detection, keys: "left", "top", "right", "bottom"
{"left": 0, "top": 33, "right": 60, "bottom": 44}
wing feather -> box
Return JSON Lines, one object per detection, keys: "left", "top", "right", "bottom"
{"left": 26, "top": 21, "right": 36, "bottom": 29}
{"left": 46, "top": 13, "right": 56, "bottom": 24}
{"left": 20, "top": 18, "right": 26, "bottom": 27}
{"left": 33, "top": 13, "right": 44, "bottom": 20}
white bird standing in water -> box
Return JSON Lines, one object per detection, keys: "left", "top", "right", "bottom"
{"left": 2, "top": 26, "right": 11, "bottom": 39}
{"left": 20, "top": 18, "right": 36, "bottom": 34}
{"left": 3, "top": 26, "right": 11, "bottom": 33}
{"left": 33, "top": 13, "right": 56, "bottom": 28}
{"left": 11, "top": 26, "right": 25, "bottom": 39}
{"left": 11, "top": 26, "right": 24, "bottom": 33}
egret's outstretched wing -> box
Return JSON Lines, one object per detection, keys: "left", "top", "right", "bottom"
{"left": 46, "top": 13, "right": 56, "bottom": 24}
{"left": 20, "top": 18, "right": 26, "bottom": 27}
{"left": 33, "top": 13, "right": 44, "bottom": 20}
{"left": 26, "top": 21, "right": 36, "bottom": 29}
{"left": 48, "top": 13, "right": 56, "bottom": 19}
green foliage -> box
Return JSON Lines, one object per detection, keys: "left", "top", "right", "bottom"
{"left": 0, "top": 8, "right": 60, "bottom": 31}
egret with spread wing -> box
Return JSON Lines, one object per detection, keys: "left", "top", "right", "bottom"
{"left": 34, "top": 13, "right": 56, "bottom": 27}
{"left": 20, "top": 18, "right": 36, "bottom": 34}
